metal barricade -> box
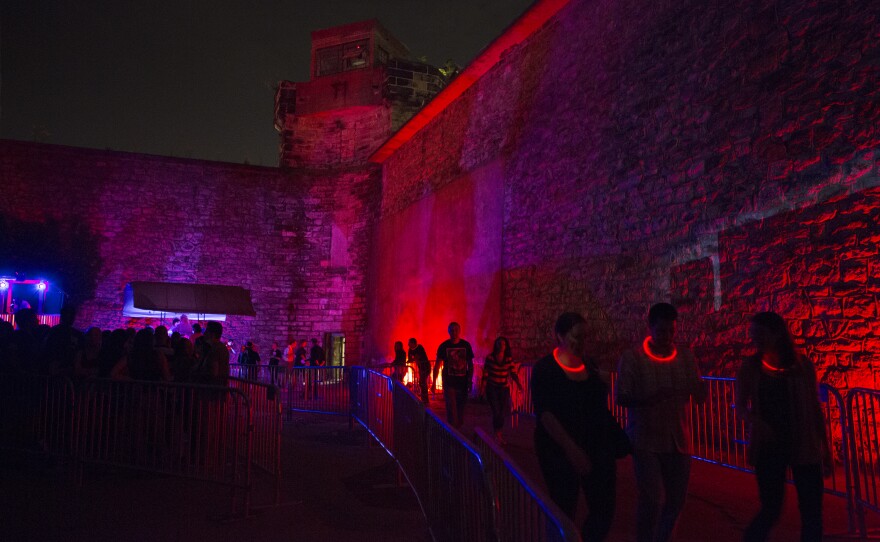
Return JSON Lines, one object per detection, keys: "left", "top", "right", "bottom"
{"left": 285, "top": 366, "right": 349, "bottom": 416}
{"left": 0, "top": 371, "right": 75, "bottom": 458}
{"left": 474, "top": 427, "right": 582, "bottom": 542}
{"left": 348, "top": 368, "right": 394, "bottom": 450}
{"left": 75, "top": 379, "right": 253, "bottom": 516}
{"left": 229, "top": 377, "right": 282, "bottom": 505}
{"left": 392, "top": 380, "right": 430, "bottom": 513}
{"left": 688, "top": 377, "right": 749, "bottom": 471}
{"left": 847, "top": 388, "right": 880, "bottom": 538}
{"left": 423, "top": 409, "right": 497, "bottom": 542}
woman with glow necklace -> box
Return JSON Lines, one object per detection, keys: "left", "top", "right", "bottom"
{"left": 616, "top": 302, "right": 706, "bottom": 542}
{"left": 735, "top": 311, "right": 828, "bottom": 542}
{"left": 532, "top": 312, "right": 629, "bottom": 542}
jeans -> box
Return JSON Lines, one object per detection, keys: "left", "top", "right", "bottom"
{"left": 540, "top": 454, "right": 617, "bottom": 542}
{"left": 485, "top": 384, "right": 510, "bottom": 431}
{"left": 633, "top": 449, "right": 691, "bottom": 542}
{"left": 444, "top": 385, "right": 468, "bottom": 429}
{"left": 743, "top": 452, "right": 822, "bottom": 542}
{"left": 416, "top": 363, "right": 431, "bottom": 403}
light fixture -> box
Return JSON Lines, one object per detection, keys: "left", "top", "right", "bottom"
{"left": 0, "top": 280, "right": 8, "bottom": 290}
{"left": 36, "top": 281, "right": 47, "bottom": 291}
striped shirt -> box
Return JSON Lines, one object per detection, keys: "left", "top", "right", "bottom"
{"left": 483, "top": 354, "right": 518, "bottom": 387}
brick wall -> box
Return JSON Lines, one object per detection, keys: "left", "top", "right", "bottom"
{"left": 0, "top": 140, "right": 379, "bottom": 363}
{"left": 374, "top": 0, "right": 880, "bottom": 388}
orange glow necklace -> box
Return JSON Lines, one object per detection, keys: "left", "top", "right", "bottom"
{"left": 643, "top": 337, "right": 677, "bottom": 362}
{"left": 553, "top": 348, "right": 586, "bottom": 373}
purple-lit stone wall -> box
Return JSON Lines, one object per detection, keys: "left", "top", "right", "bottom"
{"left": 375, "top": 0, "right": 880, "bottom": 387}
{"left": 0, "top": 140, "right": 378, "bottom": 363}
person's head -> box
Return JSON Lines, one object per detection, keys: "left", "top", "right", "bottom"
{"left": 394, "top": 341, "right": 404, "bottom": 353}
{"left": 648, "top": 303, "right": 678, "bottom": 348}
{"left": 13, "top": 308, "right": 39, "bottom": 331}
{"left": 447, "top": 322, "right": 461, "bottom": 341}
{"left": 311, "top": 338, "right": 319, "bottom": 346}
{"left": 84, "top": 327, "right": 102, "bottom": 349}
{"left": 175, "top": 337, "right": 194, "bottom": 358}
{"left": 245, "top": 341, "right": 253, "bottom": 351}
{"left": 154, "top": 325, "right": 169, "bottom": 345}
{"left": 180, "top": 314, "right": 189, "bottom": 324}
{"left": 408, "top": 338, "right": 417, "bottom": 350}
{"left": 205, "top": 321, "right": 223, "bottom": 340}
{"left": 133, "top": 327, "right": 154, "bottom": 354}
{"left": 60, "top": 305, "right": 77, "bottom": 327}
{"left": 493, "top": 336, "right": 511, "bottom": 359}
{"left": 554, "top": 312, "right": 587, "bottom": 356}
{"left": 750, "top": 311, "right": 797, "bottom": 367}
{"left": 172, "top": 317, "right": 180, "bottom": 326}
{"left": 192, "top": 323, "right": 202, "bottom": 334}
{"left": 300, "top": 339, "right": 308, "bottom": 347}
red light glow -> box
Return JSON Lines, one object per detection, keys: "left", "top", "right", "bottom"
{"left": 553, "top": 347, "right": 586, "bottom": 373}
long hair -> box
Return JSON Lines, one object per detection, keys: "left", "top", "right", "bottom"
{"left": 492, "top": 336, "right": 512, "bottom": 361}
{"left": 751, "top": 311, "right": 798, "bottom": 369}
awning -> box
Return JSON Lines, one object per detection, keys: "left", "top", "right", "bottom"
{"left": 122, "top": 282, "right": 256, "bottom": 320}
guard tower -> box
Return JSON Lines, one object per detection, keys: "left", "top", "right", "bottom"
{"left": 275, "top": 20, "right": 447, "bottom": 168}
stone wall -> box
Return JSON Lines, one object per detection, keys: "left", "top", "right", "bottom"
{"left": 0, "top": 140, "right": 379, "bottom": 363}
{"left": 374, "top": 0, "right": 880, "bottom": 388}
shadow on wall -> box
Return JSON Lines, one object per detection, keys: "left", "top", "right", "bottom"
{"left": 0, "top": 214, "right": 102, "bottom": 307}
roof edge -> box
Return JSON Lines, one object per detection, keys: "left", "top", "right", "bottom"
{"left": 369, "top": 0, "right": 571, "bottom": 164}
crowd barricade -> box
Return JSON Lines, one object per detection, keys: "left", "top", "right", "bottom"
{"left": 349, "top": 368, "right": 394, "bottom": 450}
{"left": 75, "top": 379, "right": 253, "bottom": 516}
{"left": 229, "top": 377, "right": 283, "bottom": 505}
{"left": 392, "top": 380, "right": 429, "bottom": 501}
{"left": 0, "top": 371, "right": 75, "bottom": 458}
{"left": 285, "top": 366, "right": 349, "bottom": 417}
{"left": 423, "top": 409, "right": 497, "bottom": 542}
{"left": 474, "top": 427, "right": 581, "bottom": 542}
{"left": 688, "top": 377, "right": 748, "bottom": 471}
{"left": 846, "top": 388, "right": 880, "bottom": 538}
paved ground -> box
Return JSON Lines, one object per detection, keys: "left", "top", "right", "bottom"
{"left": 2, "top": 393, "right": 877, "bottom": 541}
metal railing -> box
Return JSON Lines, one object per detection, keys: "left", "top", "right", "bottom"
{"left": 75, "top": 378, "right": 253, "bottom": 516}
{"left": 474, "top": 427, "right": 582, "bottom": 542}
{"left": 847, "top": 388, "right": 880, "bottom": 538}
{"left": 0, "top": 371, "right": 75, "bottom": 457}
{"left": 229, "top": 377, "right": 283, "bottom": 505}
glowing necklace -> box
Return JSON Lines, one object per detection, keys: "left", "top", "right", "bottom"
{"left": 761, "top": 354, "right": 788, "bottom": 376}
{"left": 642, "top": 337, "right": 677, "bottom": 362}
{"left": 553, "top": 348, "right": 586, "bottom": 373}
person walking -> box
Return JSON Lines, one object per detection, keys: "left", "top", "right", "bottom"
{"left": 736, "top": 311, "right": 828, "bottom": 542}
{"left": 407, "top": 338, "right": 431, "bottom": 404}
{"left": 616, "top": 302, "right": 706, "bottom": 542}
{"left": 533, "top": 312, "right": 630, "bottom": 542}
{"left": 480, "top": 336, "right": 522, "bottom": 444}
{"left": 436, "top": 322, "right": 474, "bottom": 429}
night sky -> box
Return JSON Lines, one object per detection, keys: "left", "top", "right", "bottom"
{"left": 1, "top": 0, "right": 532, "bottom": 166}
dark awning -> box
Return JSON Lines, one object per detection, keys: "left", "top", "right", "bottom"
{"left": 123, "top": 282, "right": 256, "bottom": 318}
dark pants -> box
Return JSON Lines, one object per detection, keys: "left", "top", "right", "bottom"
{"left": 633, "top": 449, "right": 691, "bottom": 542}
{"left": 744, "top": 453, "right": 823, "bottom": 542}
{"left": 539, "top": 454, "right": 617, "bottom": 542}
{"left": 486, "top": 384, "right": 510, "bottom": 432}
{"left": 444, "top": 385, "right": 468, "bottom": 429}
{"left": 416, "top": 362, "right": 431, "bottom": 403}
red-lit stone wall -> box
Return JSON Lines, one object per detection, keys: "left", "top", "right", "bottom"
{"left": 374, "top": 0, "right": 880, "bottom": 388}
{"left": 0, "top": 140, "right": 378, "bottom": 363}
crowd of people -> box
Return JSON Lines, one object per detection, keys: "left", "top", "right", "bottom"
{"left": 1, "top": 302, "right": 829, "bottom": 541}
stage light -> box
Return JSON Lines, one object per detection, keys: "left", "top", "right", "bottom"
{"left": 0, "top": 280, "right": 8, "bottom": 290}
{"left": 37, "top": 281, "right": 47, "bottom": 291}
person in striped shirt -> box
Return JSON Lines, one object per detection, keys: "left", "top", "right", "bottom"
{"left": 480, "top": 336, "right": 522, "bottom": 444}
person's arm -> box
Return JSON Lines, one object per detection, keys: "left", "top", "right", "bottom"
{"left": 541, "top": 411, "right": 592, "bottom": 475}
{"left": 509, "top": 359, "right": 523, "bottom": 390}
{"left": 686, "top": 350, "right": 708, "bottom": 404}
{"left": 735, "top": 360, "right": 755, "bottom": 425}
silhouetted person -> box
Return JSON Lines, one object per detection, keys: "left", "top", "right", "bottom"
{"left": 617, "top": 303, "right": 706, "bottom": 542}
{"left": 436, "top": 322, "right": 474, "bottom": 429}
{"left": 407, "top": 338, "right": 430, "bottom": 404}
{"left": 42, "top": 305, "right": 81, "bottom": 376}
{"left": 391, "top": 340, "right": 407, "bottom": 382}
{"left": 736, "top": 312, "right": 828, "bottom": 542}
{"left": 533, "top": 312, "right": 629, "bottom": 542}
{"left": 308, "top": 338, "right": 325, "bottom": 367}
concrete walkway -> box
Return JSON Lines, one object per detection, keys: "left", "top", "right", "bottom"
{"left": 2, "top": 394, "right": 876, "bottom": 541}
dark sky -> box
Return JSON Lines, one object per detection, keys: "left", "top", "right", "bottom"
{"left": 1, "top": 0, "right": 532, "bottom": 166}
